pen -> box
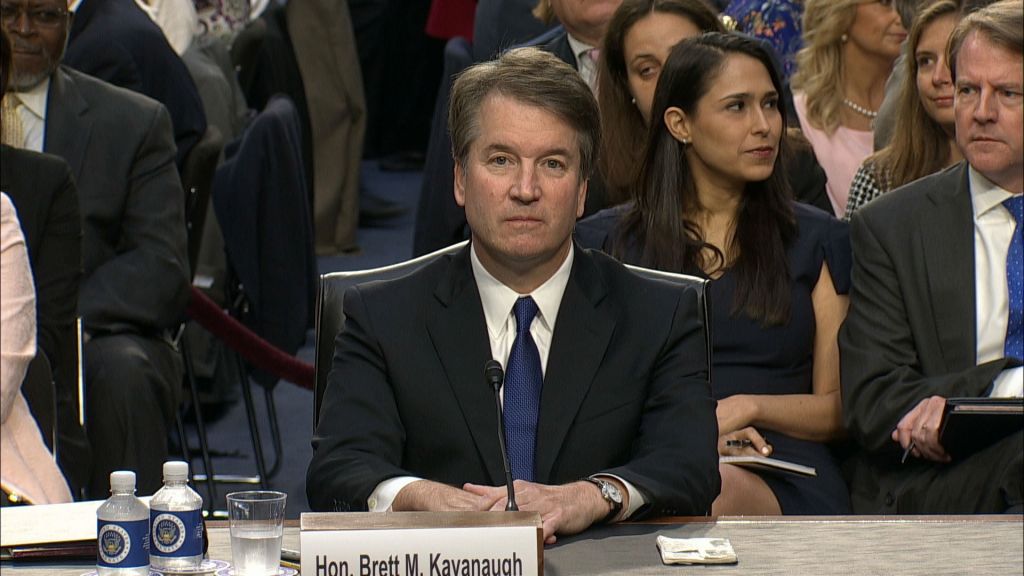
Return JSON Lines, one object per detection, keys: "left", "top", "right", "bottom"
{"left": 901, "top": 441, "right": 915, "bottom": 464}
{"left": 281, "top": 547, "right": 300, "bottom": 569}
{"left": 725, "top": 439, "right": 753, "bottom": 448}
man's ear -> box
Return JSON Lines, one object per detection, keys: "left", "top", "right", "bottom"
{"left": 453, "top": 161, "right": 467, "bottom": 208}
{"left": 576, "top": 178, "right": 588, "bottom": 219}
{"left": 664, "top": 106, "right": 692, "bottom": 144}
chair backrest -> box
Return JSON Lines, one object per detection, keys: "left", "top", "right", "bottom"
{"left": 214, "top": 96, "right": 315, "bottom": 387}
{"left": 624, "top": 264, "right": 712, "bottom": 386}
{"left": 20, "top": 354, "right": 56, "bottom": 453}
{"left": 180, "top": 126, "right": 224, "bottom": 277}
{"left": 312, "top": 242, "right": 714, "bottom": 430}
{"left": 230, "top": 18, "right": 267, "bottom": 76}
{"left": 313, "top": 241, "right": 469, "bottom": 430}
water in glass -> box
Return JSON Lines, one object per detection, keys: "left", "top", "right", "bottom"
{"left": 230, "top": 523, "right": 283, "bottom": 575}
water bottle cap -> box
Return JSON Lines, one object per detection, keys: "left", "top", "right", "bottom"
{"left": 163, "top": 460, "right": 189, "bottom": 481}
{"left": 110, "top": 471, "right": 136, "bottom": 491}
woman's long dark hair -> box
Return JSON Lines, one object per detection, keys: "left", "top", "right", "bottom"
{"left": 615, "top": 32, "right": 797, "bottom": 326}
{"left": 598, "top": 0, "right": 724, "bottom": 205}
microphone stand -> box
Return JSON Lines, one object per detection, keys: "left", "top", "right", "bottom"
{"left": 485, "top": 360, "right": 518, "bottom": 511}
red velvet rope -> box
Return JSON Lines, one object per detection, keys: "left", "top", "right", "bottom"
{"left": 185, "top": 286, "right": 314, "bottom": 390}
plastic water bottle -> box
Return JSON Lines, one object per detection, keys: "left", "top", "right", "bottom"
{"left": 149, "top": 461, "right": 204, "bottom": 571}
{"left": 97, "top": 471, "right": 150, "bottom": 575}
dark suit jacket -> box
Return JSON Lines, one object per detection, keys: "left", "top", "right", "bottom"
{"left": 472, "top": 0, "right": 554, "bottom": 61}
{"left": 64, "top": 0, "right": 207, "bottom": 167}
{"left": 212, "top": 96, "right": 316, "bottom": 386}
{"left": 308, "top": 245, "right": 720, "bottom": 515}
{"left": 0, "top": 146, "right": 81, "bottom": 376}
{"left": 44, "top": 66, "right": 189, "bottom": 336}
{"left": 839, "top": 162, "right": 1014, "bottom": 507}
{"left": 1, "top": 146, "right": 82, "bottom": 467}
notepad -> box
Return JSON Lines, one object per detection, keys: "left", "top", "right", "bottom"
{"left": 1, "top": 497, "right": 152, "bottom": 548}
{"left": 940, "top": 397, "right": 1023, "bottom": 459}
{"left": 720, "top": 455, "right": 817, "bottom": 477}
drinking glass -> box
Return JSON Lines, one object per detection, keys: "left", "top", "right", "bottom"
{"left": 226, "top": 491, "right": 287, "bottom": 576}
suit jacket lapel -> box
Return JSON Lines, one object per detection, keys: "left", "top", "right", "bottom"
{"left": 44, "top": 68, "right": 92, "bottom": 182}
{"left": 425, "top": 247, "right": 506, "bottom": 485}
{"left": 920, "top": 163, "right": 976, "bottom": 371}
{"left": 535, "top": 248, "right": 615, "bottom": 482}
{"left": 545, "top": 31, "right": 577, "bottom": 69}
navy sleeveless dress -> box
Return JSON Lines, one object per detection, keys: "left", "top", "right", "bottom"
{"left": 577, "top": 201, "right": 852, "bottom": 514}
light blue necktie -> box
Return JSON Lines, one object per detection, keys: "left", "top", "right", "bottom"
{"left": 504, "top": 297, "right": 542, "bottom": 481}
{"left": 1004, "top": 195, "right": 1023, "bottom": 361}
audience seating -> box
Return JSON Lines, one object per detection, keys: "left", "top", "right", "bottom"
{"left": 230, "top": 18, "right": 267, "bottom": 79}
{"left": 411, "top": 37, "right": 474, "bottom": 257}
{"left": 210, "top": 95, "right": 316, "bottom": 487}
{"left": 175, "top": 125, "right": 224, "bottom": 512}
{"left": 181, "top": 126, "right": 225, "bottom": 271}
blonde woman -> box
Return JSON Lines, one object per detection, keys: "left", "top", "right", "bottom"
{"left": 791, "top": 0, "right": 906, "bottom": 215}
{"left": 845, "top": 0, "right": 964, "bottom": 219}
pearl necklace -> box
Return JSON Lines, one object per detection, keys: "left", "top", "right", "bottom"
{"left": 842, "top": 98, "right": 879, "bottom": 119}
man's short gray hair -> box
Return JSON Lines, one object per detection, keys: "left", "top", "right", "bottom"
{"left": 948, "top": 0, "right": 1023, "bottom": 80}
{"left": 448, "top": 47, "right": 601, "bottom": 183}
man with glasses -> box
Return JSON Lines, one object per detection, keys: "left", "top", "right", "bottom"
{"left": 2, "top": 0, "right": 189, "bottom": 499}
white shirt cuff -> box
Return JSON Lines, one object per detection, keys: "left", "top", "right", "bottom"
{"left": 592, "top": 473, "right": 647, "bottom": 521}
{"left": 367, "top": 476, "right": 421, "bottom": 512}
{"left": 989, "top": 367, "right": 1024, "bottom": 398}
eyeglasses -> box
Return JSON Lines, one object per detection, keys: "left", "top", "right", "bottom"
{"left": 0, "top": 3, "right": 69, "bottom": 28}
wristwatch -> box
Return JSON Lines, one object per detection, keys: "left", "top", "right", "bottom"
{"left": 584, "top": 476, "right": 623, "bottom": 523}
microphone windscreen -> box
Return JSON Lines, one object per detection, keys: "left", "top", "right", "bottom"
{"left": 484, "top": 359, "right": 504, "bottom": 389}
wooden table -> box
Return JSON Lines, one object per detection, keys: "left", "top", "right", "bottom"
{"left": 3, "top": 516, "right": 1021, "bottom": 575}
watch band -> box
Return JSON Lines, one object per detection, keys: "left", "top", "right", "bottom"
{"left": 584, "top": 477, "right": 623, "bottom": 524}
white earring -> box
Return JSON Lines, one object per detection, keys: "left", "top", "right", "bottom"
{"left": 631, "top": 97, "right": 636, "bottom": 105}
{"left": 681, "top": 138, "right": 690, "bottom": 145}
{"left": 841, "top": 33, "right": 849, "bottom": 43}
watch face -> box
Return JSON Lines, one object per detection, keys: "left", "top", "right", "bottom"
{"left": 601, "top": 481, "right": 623, "bottom": 505}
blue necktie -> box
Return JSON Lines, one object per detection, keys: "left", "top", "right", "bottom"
{"left": 504, "top": 297, "right": 542, "bottom": 481}
{"left": 1005, "top": 195, "right": 1023, "bottom": 361}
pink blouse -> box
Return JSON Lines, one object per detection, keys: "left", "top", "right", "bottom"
{"left": 793, "top": 92, "right": 874, "bottom": 217}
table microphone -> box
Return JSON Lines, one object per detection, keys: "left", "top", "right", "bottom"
{"left": 484, "top": 359, "right": 518, "bottom": 511}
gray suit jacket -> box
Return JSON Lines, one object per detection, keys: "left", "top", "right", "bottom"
{"left": 840, "top": 162, "right": 1014, "bottom": 506}
{"left": 44, "top": 66, "right": 189, "bottom": 335}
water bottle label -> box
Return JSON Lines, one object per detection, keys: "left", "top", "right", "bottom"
{"left": 97, "top": 519, "right": 150, "bottom": 568}
{"left": 150, "top": 509, "right": 203, "bottom": 557}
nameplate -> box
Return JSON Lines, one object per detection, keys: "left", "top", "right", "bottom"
{"left": 300, "top": 511, "right": 543, "bottom": 576}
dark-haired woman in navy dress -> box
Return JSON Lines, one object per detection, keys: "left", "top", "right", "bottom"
{"left": 578, "top": 32, "right": 851, "bottom": 515}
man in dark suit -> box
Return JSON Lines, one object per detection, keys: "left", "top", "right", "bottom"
{"left": 472, "top": 0, "right": 554, "bottom": 61}
{"left": 63, "top": 0, "right": 206, "bottom": 167}
{"left": 840, "top": 1, "right": 1023, "bottom": 514}
{"left": 4, "top": 0, "right": 189, "bottom": 497}
{"left": 309, "top": 47, "right": 719, "bottom": 543}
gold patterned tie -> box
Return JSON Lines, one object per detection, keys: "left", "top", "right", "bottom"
{"left": 1, "top": 94, "right": 25, "bottom": 148}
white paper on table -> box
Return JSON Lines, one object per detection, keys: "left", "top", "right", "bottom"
{"left": 1, "top": 497, "right": 152, "bottom": 547}
{"left": 656, "top": 535, "right": 738, "bottom": 565}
